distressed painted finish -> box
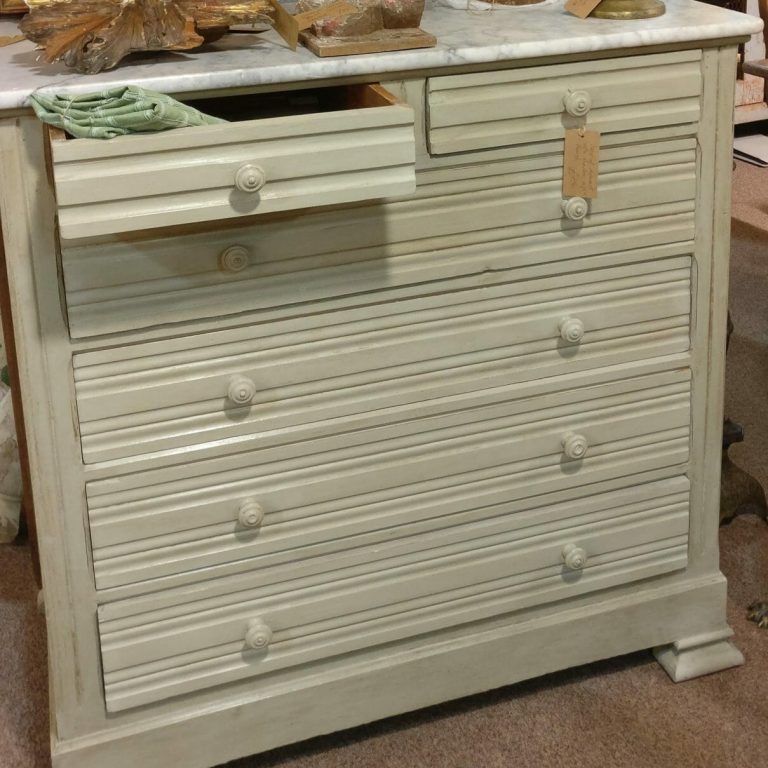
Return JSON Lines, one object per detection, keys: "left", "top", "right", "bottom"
{"left": 0, "top": 42, "right": 749, "bottom": 768}
{"left": 87, "top": 367, "right": 692, "bottom": 593}
{"left": 427, "top": 50, "right": 702, "bottom": 155}
{"left": 74, "top": 255, "right": 693, "bottom": 462}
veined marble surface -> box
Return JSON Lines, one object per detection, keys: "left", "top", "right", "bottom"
{"left": 0, "top": 0, "right": 761, "bottom": 111}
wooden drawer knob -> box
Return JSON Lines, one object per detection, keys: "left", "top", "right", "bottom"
{"left": 562, "top": 543, "right": 588, "bottom": 570}
{"left": 219, "top": 245, "right": 250, "bottom": 273}
{"left": 238, "top": 498, "right": 264, "bottom": 529}
{"left": 561, "top": 197, "right": 588, "bottom": 221}
{"left": 563, "top": 90, "right": 592, "bottom": 118}
{"left": 559, "top": 317, "right": 585, "bottom": 344}
{"left": 235, "top": 164, "right": 266, "bottom": 193}
{"left": 227, "top": 375, "right": 256, "bottom": 405}
{"left": 562, "top": 431, "right": 588, "bottom": 460}
{"left": 244, "top": 619, "right": 273, "bottom": 650}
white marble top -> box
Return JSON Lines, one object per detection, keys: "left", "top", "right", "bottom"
{"left": 0, "top": 0, "right": 761, "bottom": 112}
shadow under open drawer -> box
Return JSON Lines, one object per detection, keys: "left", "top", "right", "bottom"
{"left": 47, "top": 84, "right": 416, "bottom": 240}
{"left": 60, "top": 137, "right": 696, "bottom": 338}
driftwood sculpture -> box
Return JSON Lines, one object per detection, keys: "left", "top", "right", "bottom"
{"left": 21, "top": 0, "right": 275, "bottom": 73}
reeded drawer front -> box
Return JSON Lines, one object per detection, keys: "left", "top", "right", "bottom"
{"left": 87, "top": 366, "right": 691, "bottom": 593}
{"left": 427, "top": 50, "right": 701, "bottom": 155}
{"left": 97, "top": 474, "right": 690, "bottom": 712}
{"left": 61, "top": 138, "right": 695, "bottom": 337}
{"left": 49, "top": 84, "right": 416, "bottom": 240}
{"left": 74, "top": 255, "right": 692, "bottom": 464}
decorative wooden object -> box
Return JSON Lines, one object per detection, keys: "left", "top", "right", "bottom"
{"left": 296, "top": 0, "right": 436, "bottom": 57}
{"left": 20, "top": 0, "right": 274, "bottom": 73}
{"left": 301, "top": 26, "right": 435, "bottom": 56}
{"left": 0, "top": 0, "right": 27, "bottom": 15}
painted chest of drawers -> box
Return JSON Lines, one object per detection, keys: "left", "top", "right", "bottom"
{"left": 0, "top": 7, "right": 759, "bottom": 765}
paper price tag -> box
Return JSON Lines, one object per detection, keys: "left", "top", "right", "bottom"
{"left": 564, "top": 0, "right": 603, "bottom": 19}
{"left": 563, "top": 129, "right": 600, "bottom": 199}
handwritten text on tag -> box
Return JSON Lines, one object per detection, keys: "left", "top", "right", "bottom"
{"left": 563, "top": 129, "right": 600, "bottom": 198}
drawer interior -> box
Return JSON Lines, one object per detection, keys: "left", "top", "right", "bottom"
{"left": 186, "top": 83, "right": 402, "bottom": 122}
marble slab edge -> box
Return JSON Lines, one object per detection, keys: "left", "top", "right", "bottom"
{"left": 0, "top": 1, "right": 762, "bottom": 112}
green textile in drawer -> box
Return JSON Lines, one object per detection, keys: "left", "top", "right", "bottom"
{"left": 30, "top": 86, "right": 225, "bottom": 139}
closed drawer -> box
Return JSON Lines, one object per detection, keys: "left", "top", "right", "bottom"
{"left": 61, "top": 138, "right": 695, "bottom": 338}
{"left": 87, "top": 366, "right": 691, "bottom": 592}
{"left": 97, "top": 474, "right": 690, "bottom": 712}
{"left": 427, "top": 50, "right": 701, "bottom": 155}
{"left": 48, "top": 84, "right": 416, "bottom": 240}
{"left": 74, "top": 255, "right": 692, "bottom": 464}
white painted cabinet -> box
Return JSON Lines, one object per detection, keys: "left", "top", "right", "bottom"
{"left": 0, "top": 42, "right": 747, "bottom": 768}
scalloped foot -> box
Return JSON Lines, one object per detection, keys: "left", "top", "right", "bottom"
{"left": 653, "top": 628, "right": 744, "bottom": 682}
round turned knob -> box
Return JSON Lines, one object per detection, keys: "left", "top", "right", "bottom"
{"left": 563, "top": 90, "right": 592, "bottom": 117}
{"left": 559, "top": 317, "right": 585, "bottom": 344}
{"left": 244, "top": 619, "right": 272, "bottom": 650}
{"left": 227, "top": 375, "right": 256, "bottom": 405}
{"left": 562, "top": 543, "right": 588, "bottom": 571}
{"left": 234, "top": 164, "right": 266, "bottom": 193}
{"left": 562, "top": 431, "right": 588, "bottom": 460}
{"left": 219, "top": 245, "right": 250, "bottom": 273}
{"left": 561, "top": 197, "right": 588, "bottom": 221}
{"left": 238, "top": 498, "right": 264, "bottom": 529}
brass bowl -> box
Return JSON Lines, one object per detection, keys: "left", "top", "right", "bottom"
{"left": 591, "top": 0, "right": 666, "bottom": 19}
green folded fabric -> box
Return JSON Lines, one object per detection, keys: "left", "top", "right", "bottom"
{"left": 29, "top": 85, "right": 226, "bottom": 139}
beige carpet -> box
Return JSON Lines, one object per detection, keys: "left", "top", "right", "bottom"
{"left": 1, "top": 164, "right": 768, "bottom": 768}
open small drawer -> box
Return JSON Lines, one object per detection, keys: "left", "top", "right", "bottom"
{"left": 47, "top": 84, "right": 416, "bottom": 240}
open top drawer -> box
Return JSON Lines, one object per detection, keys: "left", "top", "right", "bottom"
{"left": 48, "top": 84, "right": 416, "bottom": 240}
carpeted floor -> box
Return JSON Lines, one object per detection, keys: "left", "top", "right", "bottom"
{"left": 1, "top": 164, "right": 767, "bottom": 768}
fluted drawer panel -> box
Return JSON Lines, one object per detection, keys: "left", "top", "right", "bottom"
{"left": 427, "top": 50, "right": 701, "bottom": 155}
{"left": 74, "top": 254, "right": 692, "bottom": 464}
{"left": 97, "top": 475, "right": 690, "bottom": 711}
{"left": 49, "top": 84, "right": 416, "bottom": 240}
{"left": 61, "top": 138, "right": 696, "bottom": 337}
{"left": 87, "top": 367, "right": 691, "bottom": 593}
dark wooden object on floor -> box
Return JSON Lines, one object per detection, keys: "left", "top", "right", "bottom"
{"left": 720, "top": 418, "right": 768, "bottom": 524}
{"left": 720, "top": 311, "right": 767, "bottom": 525}
{"left": 719, "top": 312, "right": 768, "bottom": 628}
{"left": 0, "top": 214, "right": 41, "bottom": 587}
